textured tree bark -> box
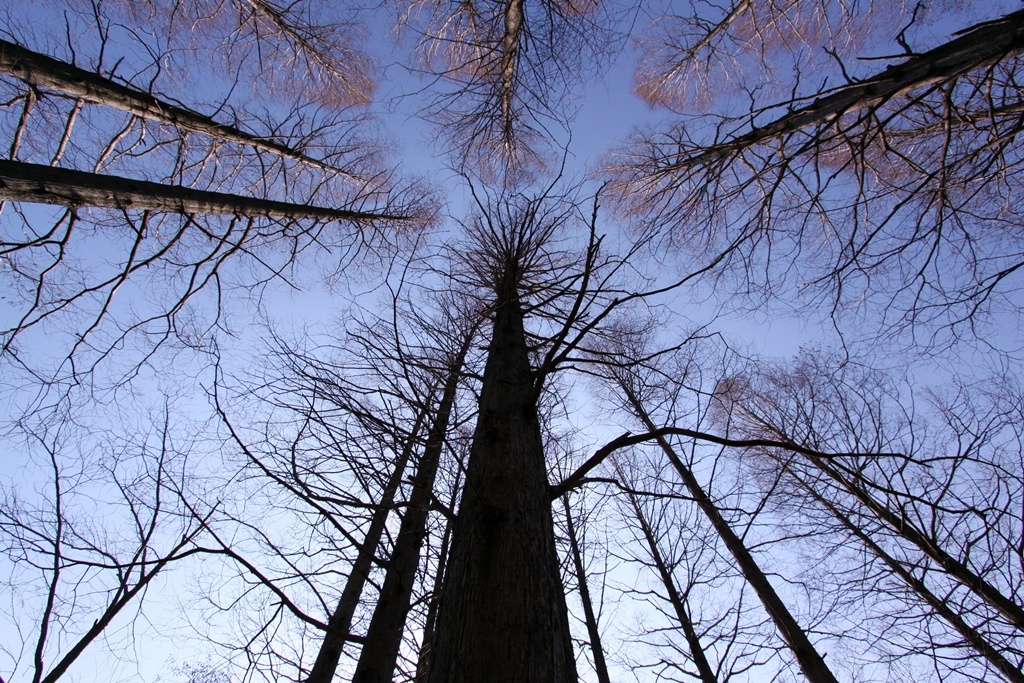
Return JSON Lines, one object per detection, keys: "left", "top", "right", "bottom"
{"left": 0, "top": 39, "right": 341, "bottom": 171}
{"left": 0, "top": 160, "right": 405, "bottom": 221}
{"left": 304, "top": 410, "right": 427, "bottom": 683}
{"left": 423, "top": 296, "right": 577, "bottom": 683}
{"left": 353, "top": 331, "right": 474, "bottom": 683}
{"left": 621, "top": 387, "right": 840, "bottom": 683}
{"left": 499, "top": 0, "right": 525, "bottom": 140}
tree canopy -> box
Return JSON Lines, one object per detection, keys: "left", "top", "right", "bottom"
{"left": 2, "top": 1, "right": 1024, "bottom": 682}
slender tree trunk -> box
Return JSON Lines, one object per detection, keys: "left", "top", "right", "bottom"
{"left": 303, "top": 410, "right": 428, "bottom": 683}
{"left": 423, "top": 295, "right": 577, "bottom": 683}
{"left": 415, "top": 483, "right": 456, "bottom": 683}
{"left": 0, "top": 160, "right": 407, "bottom": 221}
{"left": 561, "top": 495, "right": 612, "bottom": 683}
{"left": 353, "top": 330, "right": 474, "bottom": 683}
{"left": 793, "top": 472, "right": 1024, "bottom": 683}
{"left": 0, "top": 39, "right": 343, "bottom": 172}
{"left": 621, "top": 387, "right": 840, "bottom": 683}
{"left": 499, "top": 0, "right": 525, "bottom": 138}
{"left": 618, "top": 483, "right": 718, "bottom": 683}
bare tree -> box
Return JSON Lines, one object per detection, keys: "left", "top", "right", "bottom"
{"left": 4, "top": 2, "right": 1024, "bottom": 682}
{"left": 347, "top": 317, "right": 477, "bottom": 683}
{"left": 204, "top": 274, "right": 477, "bottom": 682}
{"left": 0, "top": 38, "right": 359, "bottom": 173}
{"left": 612, "top": 458, "right": 721, "bottom": 683}
{"left": 632, "top": 0, "right": 893, "bottom": 110}
{"left": 610, "top": 8, "right": 1024, "bottom": 348}
{"left": 0, "top": 6, "right": 429, "bottom": 415}
{"left": 0, "top": 402, "right": 213, "bottom": 683}
{"left": 606, "top": 357, "right": 841, "bottom": 683}
{"left": 422, "top": 188, "right": 584, "bottom": 683}
{"left": 794, "top": 469, "right": 1024, "bottom": 683}
{"left": 560, "top": 492, "right": 612, "bottom": 683}
{"left": 712, "top": 351, "right": 1024, "bottom": 680}
{"left": 398, "top": 0, "right": 620, "bottom": 178}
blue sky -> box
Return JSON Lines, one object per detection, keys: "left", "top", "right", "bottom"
{"left": 2, "top": 1, "right": 1024, "bottom": 681}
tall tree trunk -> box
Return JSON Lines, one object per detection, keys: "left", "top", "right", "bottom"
{"left": 617, "top": 482, "right": 718, "bottom": 683}
{"left": 423, "top": 296, "right": 577, "bottom": 683}
{"left": 353, "top": 329, "right": 474, "bottom": 683}
{"left": 561, "top": 495, "right": 612, "bottom": 683}
{"left": 0, "top": 160, "right": 407, "bottom": 221}
{"left": 621, "top": 386, "right": 840, "bottom": 683}
{"left": 304, "top": 410, "right": 428, "bottom": 683}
